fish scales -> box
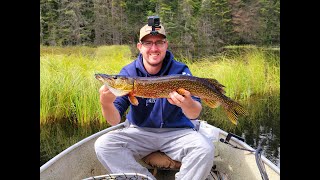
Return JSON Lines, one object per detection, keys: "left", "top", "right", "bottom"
{"left": 134, "top": 75, "right": 220, "bottom": 99}
{"left": 95, "top": 74, "right": 248, "bottom": 125}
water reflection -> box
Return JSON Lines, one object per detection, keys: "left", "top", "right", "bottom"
{"left": 243, "top": 95, "right": 279, "bottom": 167}
{"left": 40, "top": 120, "right": 108, "bottom": 166}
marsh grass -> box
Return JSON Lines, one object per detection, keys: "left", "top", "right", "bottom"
{"left": 40, "top": 45, "right": 279, "bottom": 126}
{"left": 189, "top": 46, "right": 279, "bottom": 99}
{"left": 40, "top": 45, "right": 97, "bottom": 57}
{"left": 40, "top": 45, "right": 132, "bottom": 125}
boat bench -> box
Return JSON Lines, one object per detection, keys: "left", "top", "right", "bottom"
{"left": 139, "top": 151, "right": 180, "bottom": 177}
{"left": 139, "top": 147, "right": 220, "bottom": 176}
{"left": 141, "top": 151, "right": 181, "bottom": 169}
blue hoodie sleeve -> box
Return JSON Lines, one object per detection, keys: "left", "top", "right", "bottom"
{"left": 112, "top": 68, "right": 131, "bottom": 117}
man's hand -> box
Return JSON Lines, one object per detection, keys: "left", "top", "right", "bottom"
{"left": 99, "top": 85, "right": 121, "bottom": 126}
{"left": 167, "top": 90, "right": 192, "bottom": 108}
{"left": 167, "top": 89, "right": 202, "bottom": 119}
{"left": 99, "top": 85, "right": 116, "bottom": 106}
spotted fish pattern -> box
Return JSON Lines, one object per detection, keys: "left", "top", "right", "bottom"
{"left": 95, "top": 74, "right": 248, "bottom": 125}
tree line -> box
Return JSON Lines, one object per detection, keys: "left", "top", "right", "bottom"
{"left": 40, "top": 0, "right": 279, "bottom": 47}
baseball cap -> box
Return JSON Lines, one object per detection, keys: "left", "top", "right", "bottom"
{"left": 139, "top": 24, "right": 166, "bottom": 41}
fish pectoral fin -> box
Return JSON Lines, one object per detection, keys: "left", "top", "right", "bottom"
{"left": 176, "top": 88, "right": 188, "bottom": 96}
{"left": 203, "top": 99, "right": 221, "bottom": 108}
{"left": 128, "top": 93, "right": 139, "bottom": 106}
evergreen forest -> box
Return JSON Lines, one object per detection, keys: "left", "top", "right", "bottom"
{"left": 40, "top": 0, "right": 280, "bottom": 47}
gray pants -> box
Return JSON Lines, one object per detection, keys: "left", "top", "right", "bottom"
{"left": 94, "top": 122, "right": 214, "bottom": 180}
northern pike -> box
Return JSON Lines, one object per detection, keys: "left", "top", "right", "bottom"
{"left": 95, "top": 74, "right": 248, "bottom": 125}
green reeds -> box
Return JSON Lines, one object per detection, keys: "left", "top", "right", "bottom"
{"left": 40, "top": 45, "right": 96, "bottom": 57}
{"left": 40, "top": 45, "right": 279, "bottom": 126}
{"left": 40, "top": 45, "right": 132, "bottom": 126}
{"left": 189, "top": 46, "right": 279, "bottom": 99}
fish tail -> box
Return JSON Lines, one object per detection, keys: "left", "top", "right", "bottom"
{"left": 224, "top": 101, "right": 249, "bottom": 125}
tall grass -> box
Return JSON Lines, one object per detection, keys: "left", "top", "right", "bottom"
{"left": 189, "top": 46, "right": 279, "bottom": 99}
{"left": 40, "top": 45, "right": 132, "bottom": 125}
{"left": 40, "top": 45, "right": 97, "bottom": 57}
{"left": 40, "top": 45, "right": 279, "bottom": 126}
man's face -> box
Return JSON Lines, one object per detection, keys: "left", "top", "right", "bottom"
{"left": 137, "top": 34, "right": 168, "bottom": 68}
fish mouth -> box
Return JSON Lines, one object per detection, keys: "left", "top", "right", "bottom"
{"left": 95, "top": 73, "right": 114, "bottom": 81}
{"left": 94, "top": 73, "right": 133, "bottom": 96}
{"left": 107, "top": 86, "right": 131, "bottom": 96}
{"left": 95, "top": 74, "right": 123, "bottom": 84}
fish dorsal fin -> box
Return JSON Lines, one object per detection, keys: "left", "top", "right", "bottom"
{"left": 203, "top": 78, "right": 226, "bottom": 94}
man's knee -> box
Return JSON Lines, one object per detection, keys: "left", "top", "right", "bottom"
{"left": 95, "top": 133, "right": 128, "bottom": 154}
{"left": 94, "top": 133, "right": 115, "bottom": 153}
{"left": 198, "top": 139, "right": 215, "bottom": 161}
{"left": 94, "top": 135, "right": 107, "bottom": 157}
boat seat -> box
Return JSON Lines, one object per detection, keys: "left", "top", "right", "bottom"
{"left": 141, "top": 151, "right": 181, "bottom": 177}
{"left": 142, "top": 151, "right": 181, "bottom": 170}
{"left": 141, "top": 141, "right": 219, "bottom": 169}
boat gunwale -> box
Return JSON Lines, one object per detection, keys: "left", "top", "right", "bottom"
{"left": 217, "top": 129, "right": 280, "bottom": 175}
{"left": 40, "top": 123, "right": 125, "bottom": 173}
{"left": 40, "top": 121, "right": 280, "bottom": 175}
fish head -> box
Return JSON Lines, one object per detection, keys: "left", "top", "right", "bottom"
{"left": 95, "top": 74, "right": 134, "bottom": 96}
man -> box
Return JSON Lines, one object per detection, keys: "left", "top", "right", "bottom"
{"left": 94, "top": 21, "right": 214, "bottom": 180}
